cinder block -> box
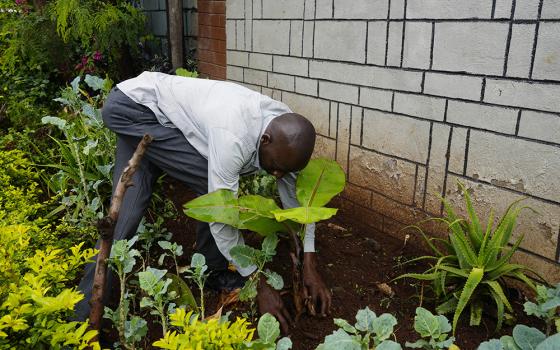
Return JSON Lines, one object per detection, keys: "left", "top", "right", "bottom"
{"left": 290, "top": 21, "right": 304, "bottom": 56}
{"left": 393, "top": 92, "right": 446, "bottom": 121}
{"left": 407, "top": 0, "right": 493, "bottom": 19}
{"left": 226, "top": 20, "right": 236, "bottom": 49}
{"left": 253, "top": 20, "right": 290, "bottom": 54}
{"left": 433, "top": 22, "right": 508, "bottom": 75}
{"left": 359, "top": 87, "right": 393, "bottom": 111}
{"left": 333, "top": 0, "right": 389, "bottom": 19}
{"left": 261, "top": 87, "right": 273, "bottom": 97}
{"left": 507, "top": 24, "right": 536, "bottom": 78}
{"left": 244, "top": 0, "right": 252, "bottom": 50}
{"left": 226, "top": 0, "right": 244, "bottom": 19}
{"left": 342, "top": 183, "right": 372, "bottom": 206}
{"left": 511, "top": 251, "right": 560, "bottom": 283}
{"left": 253, "top": 0, "right": 262, "bottom": 19}
{"left": 295, "top": 77, "right": 318, "bottom": 96}
{"left": 484, "top": 79, "right": 560, "bottom": 113}
{"left": 282, "top": 92, "right": 330, "bottom": 136}
{"left": 448, "top": 127, "right": 467, "bottom": 174}
{"left": 243, "top": 68, "right": 267, "bottom": 86}
{"left": 541, "top": 0, "right": 560, "bottom": 19}
{"left": 518, "top": 110, "right": 560, "bottom": 144}
{"left": 314, "top": 21, "right": 367, "bottom": 63}
{"left": 309, "top": 60, "right": 375, "bottom": 86}
{"left": 267, "top": 72, "right": 294, "bottom": 91}
{"left": 362, "top": 110, "right": 431, "bottom": 164}
{"left": 337, "top": 103, "right": 351, "bottom": 143}
{"left": 350, "top": 106, "right": 363, "bottom": 145}
{"left": 403, "top": 22, "right": 432, "bottom": 69}
{"left": 304, "top": 0, "right": 316, "bottom": 19}
{"left": 329, "top": 102, "right": 338, "bottom": 137}
{"left": 302, "top": 21, "right": 314, "bottom": 57}
{"left": 493, "top": 0, "right": 513, "bottom": 18}
{"left": 386, "top": 21, "right": 404, "bottom": 66}
{"left": 467, "top": 130, "right": 560, "bottom": 203}
{"left": 390, "top": 0, "right": 405, "bottom": 19}
{"left": 447, "top": 101, "right": 518, "bottom": 134}
{"left": 425, "top": 124, "right": 451, "bottom": 215}
{"left": 313, "top": 135, "right": 336, "bottom": 159}
{"left": 316, "top": 0, "right": 333, "bottom": 18}
{"left": 414, "top": 165, "right": 426, "bottom": 207}
{"left": 262, "top": 0, "right": 305, "bottom": 18}
{"left": 273, "top": 56, "right": 308, "bottom": 76}
{"left": 319, "top": 81, "right": 359, "bottom": 104}
{"left": 367, "top": 21, "right": 388, "bottom": 65}
{"left": 533, "top": 23, "right": 560, "bottom": 81}
{"left": 249, "top": 53, "right": 272, "bottom": 70}
{"left": 372, "top": 66, "right": 423, "bottom": 92}
{"left": 227, "top": 51, "right": 248, "bottom": 66}
{"left": 445, "top": 175, "right": 560, "bottom": 261}
{"left": 337, "top": 140, "right": 350, "bottom": 173}
{"left": 226, "top": 65, "right": 244, "bottom": 81}
{"left": 239, "top": 82, "right": 261, "bottom": 93}
{"left": 514, "top": 0, "right": 540, "bottom": 19}
{"left": 349, "top": 146, "right": 418, "bottom": 204}
{"left": 236, "top": 20, "right": 245, "bottom": 50}
{"left": 424, "top": 72, "right": 483, "bottom": 101}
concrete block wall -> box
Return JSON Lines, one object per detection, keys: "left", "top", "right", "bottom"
{"left": 223, "top": 0, "right": 560, "bottom": 280}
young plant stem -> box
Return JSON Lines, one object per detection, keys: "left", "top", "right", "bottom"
{"left": 283, "top": 223, "right": 305, "bottom": 319}
{"left": 157, "top": 302, "right": 168, "bottom": 335}
{"left": 197, "top": 281, "right": 205, "bottom": 319}
{"left": 89, "top": 134, "right": 153, "bottom": 340}
{"left": 118, "top": 269, "right": 135, "bottom": 350}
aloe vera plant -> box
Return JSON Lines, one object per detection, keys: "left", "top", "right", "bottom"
{"left": 399, "top": 182, "right": 540, "bottom": 333}
{"left": 184, "top": 158, "right": 345, "bottom": 316}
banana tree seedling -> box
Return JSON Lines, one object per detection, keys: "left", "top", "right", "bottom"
{"left": 184, "top": 158, "right": 345, "bottom": 318}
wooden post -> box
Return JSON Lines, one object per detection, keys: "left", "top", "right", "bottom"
{"left": 168, "top": 0, "right": 184, "bottom": 69}
{"left": 88, "top": 134, "right": 153, "bottom": 341}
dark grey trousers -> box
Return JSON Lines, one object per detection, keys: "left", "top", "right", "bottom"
{"left": 74, "top": 87, "right": 227, "bottom": 321}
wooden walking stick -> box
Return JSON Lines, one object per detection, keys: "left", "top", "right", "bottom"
{"left": 88, "top": 134, "right": 153, "bottom": 339}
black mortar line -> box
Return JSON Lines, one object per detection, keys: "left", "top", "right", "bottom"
{"left": 385, "top": 0, "right": 391, "bottom": 66}
{"left": 529, "top": 0, "right": 544, "bottom": 79}
{"left": 422, "top": 122, "right": 434, "bottom": 209}
{"left": 503, "top": 0, "right": 516, "bottom": 76}
{"left": 444, "top": 99, "right": 449, "bottom": 122}
{"left": 400, "top": 0, "right": 407, "bottom": 68}
{"left": 491, "top": 0, "right": 497, "bottom": 19}
{"left": 412, "top": 164, "right": 419, "bottom": 206}
{"left": 463, "top": 129, "right": 471, "bottom": 176}
{"left": 556, "top": 226, "right": 560, "bottom": 262}
{"left": 365, "top": 21, "right": 369, "bottom": 64}
{"left": 360, "top": 108, "right": 364, "bottom": 146}
{"left": 515, "top": 109, "right": 522, "bottom": 135}
{"left": 335, "top": 102, "right": 340, "bottom": 160}
{"left": 429, "top": 22, "right": 435, "bottom": 70}
{"left": 440, "top": 126, "right": 454, "bottom": 215}
{"left": 480, "top": 78, "right": 486, "bottom": 101}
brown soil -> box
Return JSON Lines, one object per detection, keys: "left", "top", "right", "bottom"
{"left": 104, "top": 179, "right": 543, "bottom": 350}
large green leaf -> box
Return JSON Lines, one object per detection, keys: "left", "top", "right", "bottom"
{"left": 296, "top": 158, "right": 345, "bottom": 207}
{"left": 513, "top": 325, "right": 545, "bottom": 350}
{"left": 166, "top": 273, "right": 197, "bottom": 311}
{"left": 452, "top": 267, "right": 484, "bottom": 333}
{"left": 184, "top": 190, "right": 239, "bottom": 226}
{"left": 272, "top": 207, "right": 338, "bottom": 224}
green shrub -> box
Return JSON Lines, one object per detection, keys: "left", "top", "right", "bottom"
{"left": 399, "top": 182, "right": 539, "bottom": 333}
{"left": 478, "top": 325, "right": 560, "bottom": 350}
{"left": 524, "top": 283, "right": 560, "bottom": 336}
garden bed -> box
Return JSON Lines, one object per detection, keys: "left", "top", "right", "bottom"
{"left": 134, "top": 179, "right": 542, "bottom": 350}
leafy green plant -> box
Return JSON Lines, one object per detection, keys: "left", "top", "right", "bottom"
{"left": 138, "top": 267, "right": 175, "bottom": 335}
{"left": 153, "top": 310, "right": 291, "bottom": 350}
{"left": 316, "top": 306, "right": 401, "bottom": 350}
{"left": 183, "top": 253, "right": 209, "bottom": 319}
{"left": 406, "top": 307, "right": 456, "bottom": 349}
{"left": 239, "top": 170, "right": 278, "bottom": 199}
{"left": 158, "top": 239, "right": 183, "bottom": 276}
{"left": 523, "top": 283, "right": 560, "bottom": 335}
{"left": 184, "top": 158, "right": 345, "bottom": 315}
{"left": 105, "top": 236, "right": 147, "bottom": 350}
{"left": 41, "top": 75, "right": 115, "bottom": 228}
{"left": 175, "top": 68, "right": 198, "bottom": 78}
{"left": 398, "top": 182, "right": 539, "bottom": 333}
{"left": 231, "top": 235, "right": 284, "bottom": 302}
{"left": 477, "top": 325, "right": 560, "bottom": 350}
{"left": 137, "top": 216, "right": 173, "bottom": 270}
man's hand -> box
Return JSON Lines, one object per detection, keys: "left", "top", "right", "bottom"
{"left": 303, "top": 252, "right": 332, "bottom": 317}
{"left": 257, "top": 275, "right": 293, "bottom": 334}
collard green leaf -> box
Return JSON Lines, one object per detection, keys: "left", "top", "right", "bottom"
{"left": 355, "top": 307, "right": 376, "bottom": 332}
{"left": 536, "top": 334, "right": 560, "bottom": 350}
{"left": 334, "top": 319, "right": 357, "bottom": 334}
{"left": 261, "top": 235, "right": 279, "bottom": 257}
{"left": 124, "top": 316, "right": 147, "bottom": 343}
{"left": 405, "top": 340, "right": 430, "bottom": 349}
{"left": 265, "top": 270, "right": 284, "bottom": 290}
{"left": 372, "top": 313, "right": 398, "bottom": 343}
{"left": 499, "top": 336, "right": 518, "bottom": 350}
{"left": 478, "top": 339, "right": 504, "bottom": 350}
{"left": 276, "top": 337, "right": 293, "bottom": 350}
{"left": 320, "top": 329, "right": 361, "bottom": 350}
{"left": 230, "top": 245, "right": 258, "bottom": 268}
{"left": 296, "top": 158, "right": 345, "bottom": 207}
{"left": 42, "top": 116, "right": 67, "bottom": 130}
{"left": 272, "top": 207, "right": 338, "bottom": 224}
{"left": 85, "top": 74, "right": 105, "bottom": 91}
{"left": 376, "top": 340, "right": 402, "bottom": 350}
{"left": 258, "top": 313, "right": 281, "bottom": 343}
{"left": 512, "top": 325, "right": 545, "bottom": 350}
{"left": 138, "top": 267, "right": 167, "bottom": 296}
{"left": 190, "top": 253, "right": 206, "bottom": 269}
{"left": 239, "top": 279, "right": 258, "bottom": 301}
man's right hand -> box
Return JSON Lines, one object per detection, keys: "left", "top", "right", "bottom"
{"left": 256, "top": 275, "right": 293, "bottom": 334}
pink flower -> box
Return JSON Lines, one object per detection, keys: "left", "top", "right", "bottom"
{"left": 81, "top": 56, "right": 88, "bottom": 65}
{"left": 93, "top": 51, "right": 102, "bottom": 61}
{"left": 15, "top": 0, "right": 24, "bottom": 5}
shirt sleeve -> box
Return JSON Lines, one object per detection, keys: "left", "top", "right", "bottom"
{"left": 277, "top": 173, "right": 316, "bottom": 252}
{"left": 207, "top": 128, "right": 257, "bottom": 276}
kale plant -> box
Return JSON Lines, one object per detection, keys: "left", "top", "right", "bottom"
{"left": 406, "top": 307, "right": 456, "bottom": 349}
{"left": 523, "top": 283, "right": 560, "bottom": 335}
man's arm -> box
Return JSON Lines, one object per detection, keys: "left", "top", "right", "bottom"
{"left": 277, "top": 173, "right": 332, "bottom": 317}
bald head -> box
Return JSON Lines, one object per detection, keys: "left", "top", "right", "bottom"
{"left": 259, "top": 113, "right": 316, "bottom": 178}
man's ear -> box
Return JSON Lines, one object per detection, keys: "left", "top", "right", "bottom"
{"left": 260, "top": 133, "right": 271, "bottom": 145}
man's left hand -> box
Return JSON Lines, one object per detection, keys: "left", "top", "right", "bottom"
{"left": 303, "top": 252, "right": 331, "bottom": 317}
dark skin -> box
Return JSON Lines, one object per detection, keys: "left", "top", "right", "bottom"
{"left": 255, "top": 113, "right": 332, "bottom": 334}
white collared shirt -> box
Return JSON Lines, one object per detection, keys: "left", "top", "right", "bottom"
{"left": 117, "top": 72, "right": 315, "bottom": 276}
